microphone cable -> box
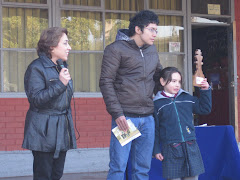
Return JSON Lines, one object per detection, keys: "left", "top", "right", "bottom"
{"left": 56, "top": 59, "right": 80, "bottom": 140}
{"left": 70, "top": 85, "right": 80, "bottom": 140}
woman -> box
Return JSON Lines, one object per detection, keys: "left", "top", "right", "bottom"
{"left": 22, "top": 27, "right": 77, "bottom": 180}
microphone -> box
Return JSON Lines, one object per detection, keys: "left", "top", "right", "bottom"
{"left": 56, "top": 59, "right": 72, "bottom": 88}
{"left": 56, "top": 59, "right": 65, "bottom": 70}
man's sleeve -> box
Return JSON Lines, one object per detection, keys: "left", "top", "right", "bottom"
{"left": 153, "top": 105, "right": 161, "bottom": 155}
{"left": 99, "top": 45, "right": 124, "bottom": 120}
{"left": 153, "top": 58, "right": 163, "bottom": 95}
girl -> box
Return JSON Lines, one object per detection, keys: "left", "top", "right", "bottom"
{"left": 153, "top": 67, "right": 211, "bottom": 180}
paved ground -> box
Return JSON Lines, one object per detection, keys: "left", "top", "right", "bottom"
{"left": 0, "top": 172, "right": 108, "bottom": 180}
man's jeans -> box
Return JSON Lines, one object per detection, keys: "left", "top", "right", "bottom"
{"left": 107, "top": 115, "right": 155, "bottom": 180}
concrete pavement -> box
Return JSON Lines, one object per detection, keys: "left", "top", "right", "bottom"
{"left": 0, "top": 172, "right": 108, "bottom": 180}
{"left": 0, "top": 149, "right": 109, "bottom": 178}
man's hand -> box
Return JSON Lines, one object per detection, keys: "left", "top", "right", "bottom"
{"left": 115, "top": 116, "right": 129, "bottom": 132}
{"left": 155, "top": 153, "right": 164, "bottom": 161}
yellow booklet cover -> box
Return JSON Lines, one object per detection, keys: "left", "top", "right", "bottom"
{"left": 112, "top": 119, "right": 141, "bottom": 146}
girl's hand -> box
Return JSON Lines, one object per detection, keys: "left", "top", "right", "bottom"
{"left": 155, "top": 153, "right": 164, "bottom": 161}
{"left": 200, "top": 78, "right": 209, "bottom": 90}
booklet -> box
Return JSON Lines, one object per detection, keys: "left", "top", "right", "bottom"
{"left": 112, "top": 119, "right": 141, "bottom": 146}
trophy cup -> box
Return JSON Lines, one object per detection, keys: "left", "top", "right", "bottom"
{"left": 193, "top": 49, "right": 205, "bottom": 87}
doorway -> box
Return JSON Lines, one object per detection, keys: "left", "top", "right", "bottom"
{"left": 192, "top": 26, "right": 230, "bottom": 126}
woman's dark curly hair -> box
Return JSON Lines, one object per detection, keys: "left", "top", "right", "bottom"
{"left": 37, "top": 27, "right": 68, "bottom": 59}
{"left": 128, "top": 10, "right": 159, "bottom": 37}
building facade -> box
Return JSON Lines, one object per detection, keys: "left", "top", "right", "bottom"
{"left": 0, "top": 0, "right": 240, "bottom": 177}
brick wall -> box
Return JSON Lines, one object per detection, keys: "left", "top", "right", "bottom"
{"left": 235, "top": 0, "right": 240, "bottom": 139}
{"left": 0, "top": 98, "right": 111, "bottom": 151}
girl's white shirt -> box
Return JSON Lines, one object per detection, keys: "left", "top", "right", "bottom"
{"left": 163, "top": 91, "right": 176, "bottom": 97}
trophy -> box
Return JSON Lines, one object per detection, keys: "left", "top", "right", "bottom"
{"left": 193, "top": 49, "right": 205, "bottom": 87}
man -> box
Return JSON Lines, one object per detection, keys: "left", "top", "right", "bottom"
{"left": 99, "top": 10, "right": 162, "bottom": 180}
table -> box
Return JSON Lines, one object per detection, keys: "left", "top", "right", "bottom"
{"left": 126, "top": 125, "right": 240, "bottom": 180}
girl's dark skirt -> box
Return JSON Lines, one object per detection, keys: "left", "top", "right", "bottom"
{"left": 161, "top": 140, "right": 205, "bottom": 179}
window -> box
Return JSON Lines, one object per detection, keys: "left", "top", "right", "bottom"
{"left": 191, "top": 0, "right": 230, "bottom": 15}
{"left": 2, "top": 7, "right": 48, "bottom": 92}
{"left": 155, "top": 15, "right": 184, "bottom": 52}
{"left": 2, "top": 7, "right": 48, "bottom": 49}
{"left": 105, "top": 13, "right": 134, "bottom": 46}
{"left": 61, "top": 11, "right": 103, "bottom": 51}
{"left": 61, "top": 10, "right": 103, "bottom": 92}
{"left": 0, "top": 0, "right": 187, "bottom": 95}
{"left": 105, "top": 0, "right": 144, "bottom": 11}
{"left": 3, "top": 51, "right": 37, "bottom": 92}
{"left": 67, "top": 53, "right": 103, "bottom": 92}
{"left": 149, "top": 0, "right": 182, "bottom": 10}
{"left": 3, "top": 0, "right": 47, "bottom": 4}
{"left": 155, "top": 15, "right": 184, "bottom": 83}
{"left": 63, "top": 0, "right": 101, "bottom": 6}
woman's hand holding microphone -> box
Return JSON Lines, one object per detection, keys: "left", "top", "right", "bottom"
{"left": 59, "top": 68, "right": 71, "bottom": 86}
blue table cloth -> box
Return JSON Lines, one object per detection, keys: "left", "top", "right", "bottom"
{"left": 126, "top": 125, "right": 240, "bottom": 180}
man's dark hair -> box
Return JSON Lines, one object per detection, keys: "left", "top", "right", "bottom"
{"left": 128, "top": 10, "right": 159, "bottom": 37}
{"left": 37, "top": 27, "right": 68, "bottom": 59}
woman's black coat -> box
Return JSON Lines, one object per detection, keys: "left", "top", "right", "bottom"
{"left": 22, "top": 53, "right": 77, "bottom": 158}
